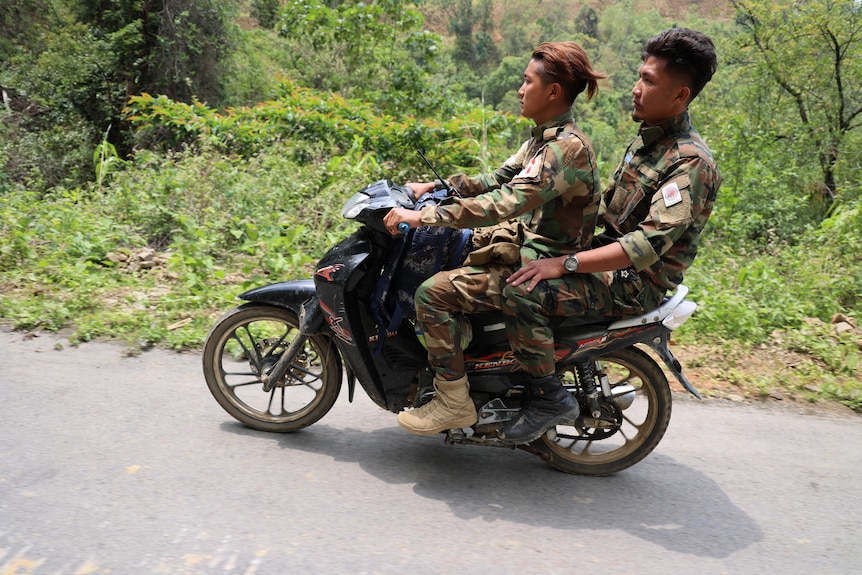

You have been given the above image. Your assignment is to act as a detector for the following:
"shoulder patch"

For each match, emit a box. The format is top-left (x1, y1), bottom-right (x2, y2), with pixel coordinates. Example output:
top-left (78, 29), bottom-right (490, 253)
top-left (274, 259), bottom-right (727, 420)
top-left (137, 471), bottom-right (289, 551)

top-left (522, 155), bottom-right (543, 179)
top-left (661, 181), bottom-right (682, 208)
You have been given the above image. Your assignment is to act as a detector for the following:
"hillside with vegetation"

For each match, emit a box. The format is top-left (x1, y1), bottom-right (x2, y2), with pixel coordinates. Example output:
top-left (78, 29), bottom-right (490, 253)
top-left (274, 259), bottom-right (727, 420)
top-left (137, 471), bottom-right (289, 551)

top-left (1, 0), bottom-right (860, 411)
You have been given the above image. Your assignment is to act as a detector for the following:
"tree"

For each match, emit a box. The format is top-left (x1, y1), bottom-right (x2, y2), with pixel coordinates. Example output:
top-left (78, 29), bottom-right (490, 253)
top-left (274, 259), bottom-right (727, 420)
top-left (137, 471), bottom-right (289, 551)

top-left (450, 0), bottom-right (475, 67)
top-left (472, 0), bottom-right (500, 74)
top-left (447, 0), bottom-right (499, 73)
top-left (575, 5), bottom-right (599, 41)
top-left (252, 0), bottom-right (282, 29)
top-left (72, 0), bottom-right (237, 106)
top-left (731, 0), bottom-right (862, 209)
top-left (483, 55), bottom-right (526, 110)
top-left (0, 0), bottom-right (54, 59)
top-left (0, 0), bottom-right (238, 188)
top-left (276, 0), bottom-right (449, 116)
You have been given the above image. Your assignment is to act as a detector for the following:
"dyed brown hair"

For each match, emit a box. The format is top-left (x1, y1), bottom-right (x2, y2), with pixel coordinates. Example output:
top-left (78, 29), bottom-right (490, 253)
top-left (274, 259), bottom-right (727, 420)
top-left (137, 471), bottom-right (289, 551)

top-left (531, 42), bottom-right (606, 104)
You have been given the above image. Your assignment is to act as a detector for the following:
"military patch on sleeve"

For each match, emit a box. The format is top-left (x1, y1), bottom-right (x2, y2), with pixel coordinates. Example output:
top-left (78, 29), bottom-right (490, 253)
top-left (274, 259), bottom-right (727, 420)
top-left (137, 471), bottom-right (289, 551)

top-left (661, 181), bottom-right (682, 208)
top-left (517, 149), bottom-right (545, 181)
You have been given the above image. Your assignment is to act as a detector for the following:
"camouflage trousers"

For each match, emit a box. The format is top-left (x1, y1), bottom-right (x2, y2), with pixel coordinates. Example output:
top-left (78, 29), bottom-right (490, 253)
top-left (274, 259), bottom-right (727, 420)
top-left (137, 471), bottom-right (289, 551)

top-left (414, 263), bottom-right (512, 380)
top-left (500, 269), bottom-right (666, 376)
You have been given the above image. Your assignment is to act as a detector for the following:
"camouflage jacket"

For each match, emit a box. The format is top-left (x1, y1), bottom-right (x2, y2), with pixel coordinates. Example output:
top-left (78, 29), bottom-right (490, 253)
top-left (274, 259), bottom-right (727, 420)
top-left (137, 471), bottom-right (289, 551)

top-left (418, 112), bottom-right (601, 260)
top-left (600, 111), bottom-right (722, 291)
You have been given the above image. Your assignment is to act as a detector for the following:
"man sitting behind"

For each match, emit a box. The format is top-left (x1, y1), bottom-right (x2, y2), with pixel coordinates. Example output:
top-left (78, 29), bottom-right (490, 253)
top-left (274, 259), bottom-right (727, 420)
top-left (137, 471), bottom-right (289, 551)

top-left (499, 28), bottom-right (722, 445)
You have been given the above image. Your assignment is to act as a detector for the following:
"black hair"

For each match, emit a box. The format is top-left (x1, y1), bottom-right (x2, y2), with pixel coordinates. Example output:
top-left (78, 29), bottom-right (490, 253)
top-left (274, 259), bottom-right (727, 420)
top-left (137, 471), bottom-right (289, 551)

top-left (642, 28), bottom-right (717, 101)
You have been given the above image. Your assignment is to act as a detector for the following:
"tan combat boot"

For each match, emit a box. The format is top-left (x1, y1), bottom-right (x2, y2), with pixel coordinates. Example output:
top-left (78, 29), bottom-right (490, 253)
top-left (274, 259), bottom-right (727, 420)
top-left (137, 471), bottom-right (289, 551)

top-left (397, 375), bottom-right (477, 435)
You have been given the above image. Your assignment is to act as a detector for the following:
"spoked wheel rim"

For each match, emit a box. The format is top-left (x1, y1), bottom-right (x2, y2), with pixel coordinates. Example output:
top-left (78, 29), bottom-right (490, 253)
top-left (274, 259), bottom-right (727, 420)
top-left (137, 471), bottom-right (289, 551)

top-left (203, 304), bottom-right (340, 432)
top-left (534, 346), bottom-right (671, 475)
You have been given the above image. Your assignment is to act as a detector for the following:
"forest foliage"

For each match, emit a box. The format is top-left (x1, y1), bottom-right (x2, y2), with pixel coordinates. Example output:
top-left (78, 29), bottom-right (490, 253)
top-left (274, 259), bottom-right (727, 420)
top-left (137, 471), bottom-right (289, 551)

top-left (1, 0), bottom-right (860, 408)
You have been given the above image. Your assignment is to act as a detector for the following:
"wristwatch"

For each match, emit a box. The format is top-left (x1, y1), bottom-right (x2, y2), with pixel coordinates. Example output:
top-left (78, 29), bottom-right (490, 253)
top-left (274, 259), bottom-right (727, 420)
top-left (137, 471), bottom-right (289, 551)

top-left (564, 253), bottom-right (580, 273)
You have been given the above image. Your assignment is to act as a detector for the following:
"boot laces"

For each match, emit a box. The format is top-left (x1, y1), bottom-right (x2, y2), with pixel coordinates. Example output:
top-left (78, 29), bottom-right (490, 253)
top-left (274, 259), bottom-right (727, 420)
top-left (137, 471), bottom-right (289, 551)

top-left (432, 381), bottom-right (458, 410)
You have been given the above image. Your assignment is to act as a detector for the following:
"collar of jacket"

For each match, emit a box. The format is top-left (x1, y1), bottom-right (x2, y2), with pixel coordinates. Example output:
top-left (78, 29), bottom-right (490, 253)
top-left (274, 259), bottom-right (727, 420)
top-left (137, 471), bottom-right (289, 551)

top-left (639, 110), bottom-right (692, 147)
top-left (531, 110), bottom-right (576, 142)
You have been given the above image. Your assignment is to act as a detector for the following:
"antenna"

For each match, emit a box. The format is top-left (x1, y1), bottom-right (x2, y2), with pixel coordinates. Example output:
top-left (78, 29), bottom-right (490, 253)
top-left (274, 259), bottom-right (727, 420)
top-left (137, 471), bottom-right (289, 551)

top-left (417, 149), bottom-right (461, 198)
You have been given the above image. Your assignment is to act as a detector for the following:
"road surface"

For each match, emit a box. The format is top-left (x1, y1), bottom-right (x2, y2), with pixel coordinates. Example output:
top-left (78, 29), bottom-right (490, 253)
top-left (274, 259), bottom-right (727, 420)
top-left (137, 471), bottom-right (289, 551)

top-left (1, 328), bottom-right (860, 574)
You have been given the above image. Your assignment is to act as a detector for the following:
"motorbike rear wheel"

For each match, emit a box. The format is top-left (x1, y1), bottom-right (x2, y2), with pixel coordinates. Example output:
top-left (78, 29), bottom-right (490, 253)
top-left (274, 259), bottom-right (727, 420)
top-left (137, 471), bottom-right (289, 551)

top-left (531, 346), bottom-right (671, 476)
top-left (202, 303), bottom-right (341, 432)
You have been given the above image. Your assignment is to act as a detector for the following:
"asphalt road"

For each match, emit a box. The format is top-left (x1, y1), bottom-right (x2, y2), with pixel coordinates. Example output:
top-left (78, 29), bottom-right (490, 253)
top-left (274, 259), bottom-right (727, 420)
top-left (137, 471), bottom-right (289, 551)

top-left (1, 327), bottom-right (861, 575)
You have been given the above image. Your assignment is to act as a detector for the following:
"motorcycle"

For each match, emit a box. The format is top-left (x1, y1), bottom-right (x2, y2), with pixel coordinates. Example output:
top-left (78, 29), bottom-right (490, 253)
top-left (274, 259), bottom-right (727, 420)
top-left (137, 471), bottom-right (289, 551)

top-left (202, 179), bottom-right (701, 476)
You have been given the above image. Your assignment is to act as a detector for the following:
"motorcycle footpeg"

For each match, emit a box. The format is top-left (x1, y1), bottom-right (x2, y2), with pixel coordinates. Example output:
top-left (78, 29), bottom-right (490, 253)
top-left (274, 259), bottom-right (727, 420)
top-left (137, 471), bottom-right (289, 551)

top-left (444, 426), bottom-right (514, 447)
top-left (445, 427), bottom-right (471, 442)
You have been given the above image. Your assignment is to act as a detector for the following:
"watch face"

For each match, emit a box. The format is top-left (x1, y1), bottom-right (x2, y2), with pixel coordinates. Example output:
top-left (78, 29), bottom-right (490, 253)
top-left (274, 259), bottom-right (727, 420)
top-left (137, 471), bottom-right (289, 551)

top-left (565, 255), bottom-right (578, 272)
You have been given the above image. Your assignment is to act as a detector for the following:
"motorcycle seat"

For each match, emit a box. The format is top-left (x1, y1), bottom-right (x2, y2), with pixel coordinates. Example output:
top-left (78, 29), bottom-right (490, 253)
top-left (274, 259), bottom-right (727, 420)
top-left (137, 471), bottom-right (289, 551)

top-left (470, 285), bottom-right (696, 341)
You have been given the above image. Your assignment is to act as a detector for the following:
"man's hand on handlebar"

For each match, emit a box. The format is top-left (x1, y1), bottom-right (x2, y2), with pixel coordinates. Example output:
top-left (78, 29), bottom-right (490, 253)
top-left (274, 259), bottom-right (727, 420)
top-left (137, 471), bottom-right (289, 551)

top-left (384, 208), bottom-right (422, 236)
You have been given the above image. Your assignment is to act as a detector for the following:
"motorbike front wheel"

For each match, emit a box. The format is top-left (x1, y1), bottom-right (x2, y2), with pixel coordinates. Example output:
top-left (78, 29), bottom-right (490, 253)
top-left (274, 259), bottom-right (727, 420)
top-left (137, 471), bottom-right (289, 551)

top-left (202, 303), bottom-right (341, 432)
top-left (531, 346), bottom-right (671, 476)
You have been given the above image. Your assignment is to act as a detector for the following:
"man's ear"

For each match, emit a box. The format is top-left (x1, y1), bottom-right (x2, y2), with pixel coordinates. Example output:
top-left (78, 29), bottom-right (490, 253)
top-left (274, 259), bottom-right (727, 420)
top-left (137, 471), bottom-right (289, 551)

top-left (548, 82), bottom-right (563, 102)
top-left (675, 85), bottom-right (692, 106)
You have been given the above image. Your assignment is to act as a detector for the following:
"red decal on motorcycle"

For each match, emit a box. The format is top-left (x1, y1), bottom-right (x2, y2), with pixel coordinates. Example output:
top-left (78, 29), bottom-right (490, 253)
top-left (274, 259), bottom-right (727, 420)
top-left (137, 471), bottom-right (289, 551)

top-left (319, 300), bottom-right (353, 344)
top-left (577, 334), bottom-right (612, 350)
top-left (576, 327), bottom-right (639, 351)
top-left (316, 264), bottom-right (344, 282)
top-left (368, 330), bottom-right (398, 343)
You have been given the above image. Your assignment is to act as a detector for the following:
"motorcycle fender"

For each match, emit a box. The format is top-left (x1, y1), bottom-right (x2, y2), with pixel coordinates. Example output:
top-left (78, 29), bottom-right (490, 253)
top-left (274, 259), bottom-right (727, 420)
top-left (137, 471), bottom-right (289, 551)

top-left (566, 323), bottom-right (702, 399)
top-left (644, 331), bottom-right (702, 399)
top-left (238, 279), bottom-right (326, 335)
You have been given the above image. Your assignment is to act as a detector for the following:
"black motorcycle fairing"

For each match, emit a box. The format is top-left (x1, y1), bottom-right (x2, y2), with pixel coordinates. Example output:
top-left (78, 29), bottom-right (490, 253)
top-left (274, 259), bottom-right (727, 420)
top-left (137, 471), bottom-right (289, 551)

top-left (314, 228), bottom-right (426, 412)
top-left (342, 179), bottom-right (415, 236)
top-left (237, 279), bottom-right (328, 336)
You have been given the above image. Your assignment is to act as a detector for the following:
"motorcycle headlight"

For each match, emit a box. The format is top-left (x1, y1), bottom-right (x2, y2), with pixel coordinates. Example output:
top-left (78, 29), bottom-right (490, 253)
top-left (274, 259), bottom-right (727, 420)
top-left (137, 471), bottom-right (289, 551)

top-left (342, 195), bottom-right (368, 219)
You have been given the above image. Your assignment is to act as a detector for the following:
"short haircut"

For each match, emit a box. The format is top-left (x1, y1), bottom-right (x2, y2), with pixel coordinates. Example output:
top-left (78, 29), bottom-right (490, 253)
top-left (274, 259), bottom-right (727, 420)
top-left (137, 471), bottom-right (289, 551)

top-left (642, 28), bottom-right (717, 101)
top-left (531, 42), bottom-right (606, 104)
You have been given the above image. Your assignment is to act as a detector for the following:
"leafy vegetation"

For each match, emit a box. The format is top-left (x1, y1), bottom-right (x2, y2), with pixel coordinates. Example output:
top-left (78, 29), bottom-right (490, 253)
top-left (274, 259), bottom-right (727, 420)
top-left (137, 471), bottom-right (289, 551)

top-left (730, 0), bottom-right (862, 210)
top-left (1, 0), bottom-right (860, 410)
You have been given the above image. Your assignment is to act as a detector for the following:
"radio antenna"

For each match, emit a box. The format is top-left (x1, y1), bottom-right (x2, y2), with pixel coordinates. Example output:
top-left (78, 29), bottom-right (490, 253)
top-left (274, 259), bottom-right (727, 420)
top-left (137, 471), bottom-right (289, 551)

top-left (417, 149), bottom-right (461, 197)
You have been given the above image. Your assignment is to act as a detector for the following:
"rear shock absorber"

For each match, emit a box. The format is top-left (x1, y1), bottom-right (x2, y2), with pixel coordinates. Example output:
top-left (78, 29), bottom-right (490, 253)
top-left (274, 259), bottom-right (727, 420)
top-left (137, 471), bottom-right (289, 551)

top-left (575, 360), bottom-right (602, 418)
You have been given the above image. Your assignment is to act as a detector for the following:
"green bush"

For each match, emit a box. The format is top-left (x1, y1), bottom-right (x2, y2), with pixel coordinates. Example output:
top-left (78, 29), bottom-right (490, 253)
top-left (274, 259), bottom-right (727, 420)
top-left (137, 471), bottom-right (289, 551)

top-left (124, 81), bottom-right (527, 178)
top-left (1, 140), bottom-right (348, 346)
top-left (685, 237), bottom-right (860, 343)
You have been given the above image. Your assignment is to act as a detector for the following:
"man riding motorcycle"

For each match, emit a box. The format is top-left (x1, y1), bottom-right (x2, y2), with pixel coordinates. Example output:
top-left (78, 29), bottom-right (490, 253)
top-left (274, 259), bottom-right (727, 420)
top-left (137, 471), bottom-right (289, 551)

top-left (383, 41), bottom-right (607, 437)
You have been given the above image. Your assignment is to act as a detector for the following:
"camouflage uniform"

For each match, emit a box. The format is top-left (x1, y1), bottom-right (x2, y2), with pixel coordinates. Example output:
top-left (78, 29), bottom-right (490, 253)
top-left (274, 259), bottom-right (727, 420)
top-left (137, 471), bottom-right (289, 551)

top-left (415, 112), bottom-right (602, 380)
top-left (502, 111), bottom-right (722, 376)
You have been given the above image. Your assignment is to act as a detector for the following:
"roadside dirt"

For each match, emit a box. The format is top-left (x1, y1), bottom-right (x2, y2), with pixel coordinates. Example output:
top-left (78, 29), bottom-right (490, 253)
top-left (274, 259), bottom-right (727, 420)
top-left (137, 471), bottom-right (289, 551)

top-left (666, 340), bottom-right (861, 419)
